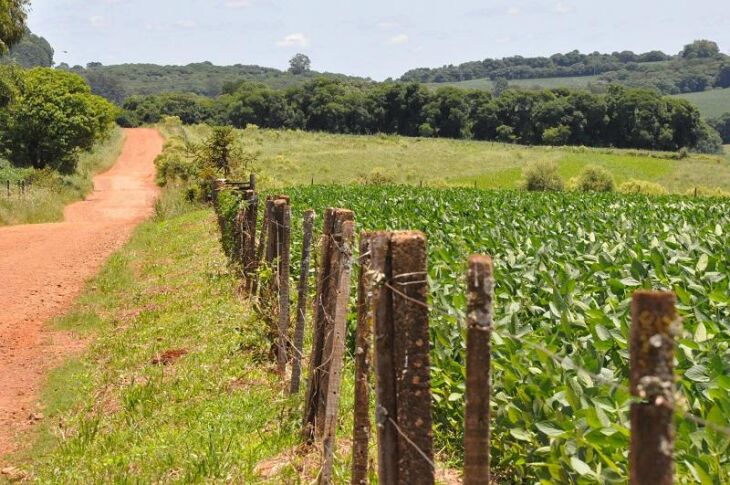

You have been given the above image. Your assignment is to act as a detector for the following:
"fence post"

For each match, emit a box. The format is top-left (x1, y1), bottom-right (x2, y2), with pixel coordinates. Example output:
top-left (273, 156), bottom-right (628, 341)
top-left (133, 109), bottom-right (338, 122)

top-left (352, 232), bottom-right (374, 485)
top-left (464, 255), bottom-right (494, 485)
top-left (302, 208), bottom-right (355, 444)
top-left (373, 231), bottom-right (434, 485)
top-left (274, 198), bottom-right (292, 377)
top-left (249, 173), bottom-right (256, 191)
top-left (629, 291), bottom-right (677, 485)
top-left (5, 180), bottom-right (9, 197)
top-left (319, 217), bottom-right (355, 485)
top-left (252, 196), bottom-right (271, 297)
top-left (290, 209), bottom-right (316, 394)
top-left (242, 190), bottom-right (258, 292)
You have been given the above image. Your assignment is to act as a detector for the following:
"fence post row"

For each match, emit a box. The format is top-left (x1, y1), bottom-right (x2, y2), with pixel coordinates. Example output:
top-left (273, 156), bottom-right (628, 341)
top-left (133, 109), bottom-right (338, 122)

top-left (629, 291), bottom-right (677, 485)
top-left (464, 255), bottom-right (494, 485)
top-left (303, 208), bottom-right (355, 448)
top-left (351, 232), bottom-right (374, 485)
top-left (290, 209), bottom-right (316, 395)
top-left (371, 231), bottom-right (434, 485)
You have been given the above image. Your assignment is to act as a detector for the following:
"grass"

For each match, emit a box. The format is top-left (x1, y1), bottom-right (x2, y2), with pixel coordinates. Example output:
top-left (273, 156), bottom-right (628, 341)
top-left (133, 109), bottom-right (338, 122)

top-left (673, 87), bottom-right (730, 119)
top-left (0, 128), bottom-right (125, 226)
top-left (426, 74), bottom-right (602, 92)
top-left (162, 122), bottom-right (730, 193)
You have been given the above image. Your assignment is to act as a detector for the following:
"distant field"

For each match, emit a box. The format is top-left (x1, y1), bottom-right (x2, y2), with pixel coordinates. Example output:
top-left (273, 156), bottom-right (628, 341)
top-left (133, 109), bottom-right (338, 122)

top-left (426, 75), bottom-right (602, 91)
top-left (672, 87), bottom-right (730, 119)
top-left (163, 123), bottom-right (730, 193)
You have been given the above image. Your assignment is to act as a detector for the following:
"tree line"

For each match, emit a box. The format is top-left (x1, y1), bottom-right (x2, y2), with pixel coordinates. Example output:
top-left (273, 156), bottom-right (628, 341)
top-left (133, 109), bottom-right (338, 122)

top-left (401, 40), bottom-right (730, 95)
top-left (120, 78), bottom-right (722, 153)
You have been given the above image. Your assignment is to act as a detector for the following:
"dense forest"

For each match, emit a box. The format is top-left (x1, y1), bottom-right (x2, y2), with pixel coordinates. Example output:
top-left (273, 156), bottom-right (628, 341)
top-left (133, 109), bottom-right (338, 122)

top-left (60, 61), bottom-right (368, 104)
top-left (401, 40), bottom-right (730, 95)
top-left (119, 78), bottom-right (721, 153)
top-left (0, 30), bottom-right (53, 68)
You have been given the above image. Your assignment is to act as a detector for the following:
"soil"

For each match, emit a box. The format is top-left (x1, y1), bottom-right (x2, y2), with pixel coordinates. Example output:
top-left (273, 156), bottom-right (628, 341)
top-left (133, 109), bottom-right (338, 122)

top-left (0, 128), bottom-right (163, 456)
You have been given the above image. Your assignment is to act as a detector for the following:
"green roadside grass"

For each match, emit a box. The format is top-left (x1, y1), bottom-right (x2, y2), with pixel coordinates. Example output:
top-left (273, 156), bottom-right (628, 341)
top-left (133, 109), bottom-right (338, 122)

top-left (0, 128), bottom-right (125, 226)
top-left (162, 123), bottom-right (730, 193)
top-left (6, 203), bottom-right (358, 483)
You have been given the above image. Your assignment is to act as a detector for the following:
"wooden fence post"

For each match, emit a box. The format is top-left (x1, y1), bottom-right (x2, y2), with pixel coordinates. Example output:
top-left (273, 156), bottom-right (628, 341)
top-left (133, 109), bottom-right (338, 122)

top-left (252, 196), bottom-right (272, 297)
top-left (272, 199), bottom-right (292, 377)
top-left (629, 291), bottom-right (678, 485)
top-left (302, 208), bottom-right (355, 445)
top-left (352, 232), bottom-right (374, 485)
top-left (290, 209), bottom-right (316, 394)
top-left (242, 190), bottom-right (258, 292)
top-left (464, 255), bottom-right (494, 485)
top-left (373, 231), bottom-right (434, 485)
top-left (319, 218), bottom-right (355, 485)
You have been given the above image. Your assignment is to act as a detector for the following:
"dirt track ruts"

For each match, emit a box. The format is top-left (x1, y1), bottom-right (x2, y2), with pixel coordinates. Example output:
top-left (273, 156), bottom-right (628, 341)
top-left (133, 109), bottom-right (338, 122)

top-left (0, 128), bottom-right (163, 456)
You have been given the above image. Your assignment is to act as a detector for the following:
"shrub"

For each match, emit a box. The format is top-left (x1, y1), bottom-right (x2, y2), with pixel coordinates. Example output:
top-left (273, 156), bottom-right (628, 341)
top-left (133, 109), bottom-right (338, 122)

top-left (618, 179), bottom-right (668, 195)
top-left (522, 161), bottom-right (564, 192)
top-left (542, 125), bottom-right (571, 146)
top-left (355, 166), bottom-right (396, 185)
top-left (575, 165), bottom-right (615, 192)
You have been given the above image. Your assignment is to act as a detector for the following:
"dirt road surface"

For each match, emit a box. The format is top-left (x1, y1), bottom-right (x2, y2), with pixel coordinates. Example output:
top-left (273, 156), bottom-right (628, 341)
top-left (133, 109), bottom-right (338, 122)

top-left (0, 128), bottom-right (163, 456)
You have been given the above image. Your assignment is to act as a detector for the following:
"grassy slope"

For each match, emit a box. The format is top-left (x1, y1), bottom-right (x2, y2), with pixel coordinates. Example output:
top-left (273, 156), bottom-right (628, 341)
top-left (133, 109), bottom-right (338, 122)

top-left (172, 124), bottom-right (730, 193)
top-left (426, 74), bottom-right (602, 91)
top-left (8, 204), bottom-right (359, 483)
top-left (0, 128), bottom-right (126, 226)
top-left (673, 87), bottom-right (730, 119)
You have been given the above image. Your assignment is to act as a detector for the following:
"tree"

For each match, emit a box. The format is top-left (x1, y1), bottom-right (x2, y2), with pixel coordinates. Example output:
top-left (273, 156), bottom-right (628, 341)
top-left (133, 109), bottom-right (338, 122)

top-left (83, 70), bottom-right (127, 104)
top-left (681, 40), bottom-right (720, 59)
top-left (288, 53), bottom-right (311, 75)
top-left (492, 77), bottom-right (509, 97)
top-left (189, 126), bottom-right (246, 177)
top-left (0, 68), bottom-right (117, 173)
top-left (716, 64), bottom-right (730, 89)
top-left (0, 30), bottom-right (54, 67)
top-left (0, 0), bottom-right (28, 53)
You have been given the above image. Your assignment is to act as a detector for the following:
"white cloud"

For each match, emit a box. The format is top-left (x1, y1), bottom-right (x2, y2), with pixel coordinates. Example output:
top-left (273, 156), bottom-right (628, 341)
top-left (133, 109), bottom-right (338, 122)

top-left (377, 21), bottom-right (401, 30)
top-left (276, 33), bottom-right (310, 48)
top-left (496, 36), bottom-right (512, 44)
top-left (389, 34), bottom-right (409, 45)
top-left (88, 15), bottom-right (106, 28)
top-left (553, 2), bottom-right (574, 14)
top-left (225, 0), bottom-right (254, 7)
top-left (175, 20), bottom-right (197, 28)
top-left (506, 7), bottom-right (521, 16)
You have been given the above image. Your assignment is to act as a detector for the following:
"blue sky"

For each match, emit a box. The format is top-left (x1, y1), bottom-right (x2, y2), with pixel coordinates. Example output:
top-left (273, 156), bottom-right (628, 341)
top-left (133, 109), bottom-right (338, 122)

top-left (27, 0), bottom-right (730, 80)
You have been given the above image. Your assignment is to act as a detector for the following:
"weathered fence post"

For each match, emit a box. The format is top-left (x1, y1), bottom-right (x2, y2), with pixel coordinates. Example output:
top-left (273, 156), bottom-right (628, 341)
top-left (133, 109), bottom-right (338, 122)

top-left (464, 255), bottom-right (494, 485)
top-left (352, 233), bottom-right (374, 485)
top-left (290, 209), bottom-right (316, 394)
top-left (629, 291), bottom-right (678, 485)
top-left (373, 231), bottom-right (434, 485)
top-left (5, 180), bottom-right (9, 197)
top-left (242, 189), bottom-right (258, 291)
top-left (319, 217), bottom-right (355, 485)
top-left (273, 198), bottom-right (292, 377)
top-left (252, 196), bottom-right (272, 297)
top-left (302, 208), bottom-right (355, 446)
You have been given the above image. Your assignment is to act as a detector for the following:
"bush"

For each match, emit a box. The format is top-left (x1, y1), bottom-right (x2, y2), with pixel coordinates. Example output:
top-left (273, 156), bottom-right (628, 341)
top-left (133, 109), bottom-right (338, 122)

top-left (522, 161), bottom-right (564, 192)
top-left (355, 166), bottom-right (396, 185)
top-left (542, 125), bottom-right (571, 146)
top-left (618, 179), bottom-right (668, 195)
top-left (574, 165), bottom-right (615, 192)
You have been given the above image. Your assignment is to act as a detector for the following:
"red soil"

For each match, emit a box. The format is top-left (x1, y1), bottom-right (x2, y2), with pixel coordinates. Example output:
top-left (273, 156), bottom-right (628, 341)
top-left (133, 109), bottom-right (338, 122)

top-left (0, 128), bottom-right (163, 456)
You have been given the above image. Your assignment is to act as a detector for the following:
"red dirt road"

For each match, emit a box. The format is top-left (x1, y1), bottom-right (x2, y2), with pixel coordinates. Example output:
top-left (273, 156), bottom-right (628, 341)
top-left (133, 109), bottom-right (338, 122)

top-left (0, 128), bottom-right (163, 456)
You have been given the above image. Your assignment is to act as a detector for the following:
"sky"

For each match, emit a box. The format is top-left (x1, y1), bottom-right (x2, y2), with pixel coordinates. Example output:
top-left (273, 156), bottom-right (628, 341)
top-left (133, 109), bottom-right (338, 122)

top-left (26, 0), bottom-right (730, 81)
